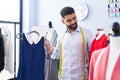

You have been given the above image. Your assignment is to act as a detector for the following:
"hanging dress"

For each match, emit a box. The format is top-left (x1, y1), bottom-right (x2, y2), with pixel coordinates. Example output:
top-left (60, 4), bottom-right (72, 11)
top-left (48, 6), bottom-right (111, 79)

top-left (17, 33), bottom-right (45, 80)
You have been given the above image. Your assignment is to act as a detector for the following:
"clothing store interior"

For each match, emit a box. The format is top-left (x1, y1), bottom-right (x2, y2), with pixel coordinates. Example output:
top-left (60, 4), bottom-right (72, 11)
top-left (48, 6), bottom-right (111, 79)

top-left (0, 0), bottom-right (120, 80)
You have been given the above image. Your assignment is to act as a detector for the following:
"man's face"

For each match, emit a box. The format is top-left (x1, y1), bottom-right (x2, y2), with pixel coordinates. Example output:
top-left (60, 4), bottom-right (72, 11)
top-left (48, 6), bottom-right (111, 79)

top-left (62, 13), bottom-right (78, 31)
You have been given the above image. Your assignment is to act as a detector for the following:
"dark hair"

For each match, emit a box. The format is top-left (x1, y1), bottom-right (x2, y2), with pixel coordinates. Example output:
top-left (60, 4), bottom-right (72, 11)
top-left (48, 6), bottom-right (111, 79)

top-left (60, 6), bottom-right (75, 18)
top-left (112, 22), bottom-right (120, 36)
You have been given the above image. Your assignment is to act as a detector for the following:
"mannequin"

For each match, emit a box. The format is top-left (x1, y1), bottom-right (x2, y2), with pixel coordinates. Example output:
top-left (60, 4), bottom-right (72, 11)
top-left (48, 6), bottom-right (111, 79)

top-left (44, 21), bottom-right (58, 80)
top-left (46, 21), bottom-right (57, 44)
top-left (106, 22), bottom-right (120, 80)
top-left (89, 22), bottom-right (120, 80)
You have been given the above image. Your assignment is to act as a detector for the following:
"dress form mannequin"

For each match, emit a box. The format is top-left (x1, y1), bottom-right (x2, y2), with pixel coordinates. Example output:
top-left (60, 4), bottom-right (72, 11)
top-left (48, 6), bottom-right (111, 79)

top-left (106, 22), bottom-right (120, 80)
top-left (45, 21), bottom-right (58, 80)
top-left (46, 21), bottom-right (55, 43)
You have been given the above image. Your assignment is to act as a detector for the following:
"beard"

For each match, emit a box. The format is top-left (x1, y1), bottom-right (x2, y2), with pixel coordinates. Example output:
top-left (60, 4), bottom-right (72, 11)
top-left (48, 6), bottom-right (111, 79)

top-left (67, 22), bottom-right (78, 31)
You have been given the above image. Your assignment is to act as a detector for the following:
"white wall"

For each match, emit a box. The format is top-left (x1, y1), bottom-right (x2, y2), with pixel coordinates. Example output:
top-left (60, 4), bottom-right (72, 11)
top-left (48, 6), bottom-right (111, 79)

top-left (23, 0), bottom-right (120, 36)
top-left (0, 0), bottom-right (19, 21)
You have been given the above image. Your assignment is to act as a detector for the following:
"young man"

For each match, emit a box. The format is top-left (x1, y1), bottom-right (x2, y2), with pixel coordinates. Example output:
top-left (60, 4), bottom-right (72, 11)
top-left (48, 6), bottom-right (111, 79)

top-left (44, 6), bottom-right (93, 80)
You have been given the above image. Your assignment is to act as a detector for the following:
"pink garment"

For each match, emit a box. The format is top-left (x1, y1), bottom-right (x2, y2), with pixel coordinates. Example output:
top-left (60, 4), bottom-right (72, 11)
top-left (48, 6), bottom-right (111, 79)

top-left (89, 45), bottom-right (120, 80)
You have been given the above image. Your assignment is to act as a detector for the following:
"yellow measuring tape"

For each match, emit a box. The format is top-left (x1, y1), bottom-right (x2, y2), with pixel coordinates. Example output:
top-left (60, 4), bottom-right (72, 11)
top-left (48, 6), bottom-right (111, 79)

top-left (59, 26), bottom-right (86, 80)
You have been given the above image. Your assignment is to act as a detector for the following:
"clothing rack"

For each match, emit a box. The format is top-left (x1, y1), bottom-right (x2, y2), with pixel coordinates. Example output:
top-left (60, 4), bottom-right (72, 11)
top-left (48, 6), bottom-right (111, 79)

top-left (0, 20), bottom-right (20, 79)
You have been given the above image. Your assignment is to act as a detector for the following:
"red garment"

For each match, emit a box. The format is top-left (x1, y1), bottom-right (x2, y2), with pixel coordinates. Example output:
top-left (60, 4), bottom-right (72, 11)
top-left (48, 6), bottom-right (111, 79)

top-left (89, 34), bottom-right (107, 63)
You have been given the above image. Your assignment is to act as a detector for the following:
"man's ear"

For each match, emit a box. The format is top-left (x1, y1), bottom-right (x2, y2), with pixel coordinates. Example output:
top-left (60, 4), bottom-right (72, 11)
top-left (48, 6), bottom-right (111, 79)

top-left (61, 19), bottom-right (65, 24)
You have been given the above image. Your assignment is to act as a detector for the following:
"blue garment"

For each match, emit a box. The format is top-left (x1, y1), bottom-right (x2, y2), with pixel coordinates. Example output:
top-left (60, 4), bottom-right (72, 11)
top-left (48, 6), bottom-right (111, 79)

top-left (17, 33), bottom-right (45, 80)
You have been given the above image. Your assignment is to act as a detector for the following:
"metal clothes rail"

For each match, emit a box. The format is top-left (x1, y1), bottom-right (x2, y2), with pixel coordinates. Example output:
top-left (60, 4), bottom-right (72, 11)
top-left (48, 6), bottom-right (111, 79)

top-left (0, 20), bottom-right (20, 79)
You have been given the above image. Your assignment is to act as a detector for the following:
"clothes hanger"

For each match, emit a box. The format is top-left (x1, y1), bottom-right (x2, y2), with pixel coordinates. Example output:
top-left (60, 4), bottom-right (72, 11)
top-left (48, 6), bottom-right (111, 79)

top-left (96, 28), bottom-right (105, 40)
top-left (27, 30), bottom-right (40, 36)
top-left (16, 33), bottom-right (24, 40)
top-left (16, 31), bottom-right (40, 40)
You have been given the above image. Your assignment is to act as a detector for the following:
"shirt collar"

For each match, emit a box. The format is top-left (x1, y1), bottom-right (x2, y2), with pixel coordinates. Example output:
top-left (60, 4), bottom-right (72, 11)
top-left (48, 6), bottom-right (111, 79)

top-left (65, 27), bottom-right (80, 33)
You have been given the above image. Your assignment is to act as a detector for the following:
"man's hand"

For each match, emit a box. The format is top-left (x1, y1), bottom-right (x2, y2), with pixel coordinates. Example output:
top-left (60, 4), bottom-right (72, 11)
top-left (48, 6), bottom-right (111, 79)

top-left (44, 37), bottom-right (53, 54)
